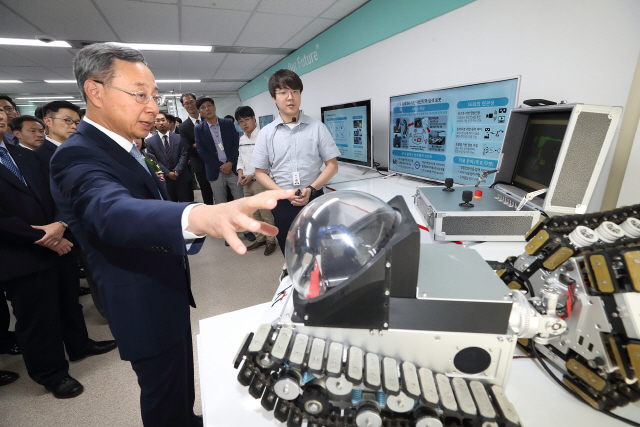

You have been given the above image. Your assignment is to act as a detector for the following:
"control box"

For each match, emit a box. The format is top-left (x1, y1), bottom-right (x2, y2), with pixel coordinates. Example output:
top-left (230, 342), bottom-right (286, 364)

top-left (415, 186), bottom-right (541, 242)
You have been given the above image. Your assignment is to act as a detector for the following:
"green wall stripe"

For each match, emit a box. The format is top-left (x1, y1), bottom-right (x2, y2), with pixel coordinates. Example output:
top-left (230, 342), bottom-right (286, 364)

top-left (238, 0), bottom-right (475, 101)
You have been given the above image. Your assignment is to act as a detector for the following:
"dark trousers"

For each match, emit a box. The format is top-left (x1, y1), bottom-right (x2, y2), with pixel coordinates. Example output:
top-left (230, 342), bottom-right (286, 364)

top-left (130, 328), bottom-right (198, 427)
top-left (76, 247), bottom-right (105, 317)
top-left (0, 293), bottom-right (11, 349)
top-left (1, 261), bottom-right (89, 385)
top-left (195, 171), bottom-right (213, 205)
top-left (166, 175), bottom-right (193, 203)
top-left (272, 189), bottom-right (324, 255)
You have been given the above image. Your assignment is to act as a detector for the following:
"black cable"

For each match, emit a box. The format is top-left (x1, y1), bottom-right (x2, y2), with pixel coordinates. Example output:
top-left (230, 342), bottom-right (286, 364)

top-left (373, 162), bottom-right (393, 177)
top-left (490, 180), bottom-right (511, 189)
top-left (531, 344), bottom-right (640, 427)
top-left (506, 266), bottom-right (535, 298)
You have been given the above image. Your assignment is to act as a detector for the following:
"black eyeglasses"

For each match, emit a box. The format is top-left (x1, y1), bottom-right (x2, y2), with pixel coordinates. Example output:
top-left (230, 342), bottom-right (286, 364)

top-left (93, 80), bottom-right (162, 106)
top-left (49, 117), bottom-right (80, 126)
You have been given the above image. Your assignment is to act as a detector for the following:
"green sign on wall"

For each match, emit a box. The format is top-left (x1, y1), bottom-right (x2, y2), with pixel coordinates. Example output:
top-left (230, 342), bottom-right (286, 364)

top-left (238, 0), bottom-right (475, 101)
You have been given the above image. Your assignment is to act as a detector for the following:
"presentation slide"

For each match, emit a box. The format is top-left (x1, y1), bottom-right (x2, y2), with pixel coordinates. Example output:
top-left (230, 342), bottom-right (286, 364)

top-left (323, 105), bottom-right (369, 164)
top-left (259, 115), bottom-right (274, 129)
top-left (389, 78), bottom-right (519, 185)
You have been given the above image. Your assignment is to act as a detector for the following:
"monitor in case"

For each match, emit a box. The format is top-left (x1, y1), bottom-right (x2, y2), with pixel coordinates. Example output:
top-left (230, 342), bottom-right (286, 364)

top-left (388, 77), bottom-right (520, 185)
top-left (321, 99), bottom-right (372, 168)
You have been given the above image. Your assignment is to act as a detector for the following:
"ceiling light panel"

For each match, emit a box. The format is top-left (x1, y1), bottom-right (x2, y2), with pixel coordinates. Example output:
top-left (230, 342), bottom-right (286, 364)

top-left (0, 38), bottom-right (71, 48)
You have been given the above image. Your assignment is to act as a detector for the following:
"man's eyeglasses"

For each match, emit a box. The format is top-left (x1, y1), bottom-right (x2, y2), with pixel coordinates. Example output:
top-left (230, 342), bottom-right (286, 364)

top-left (275, 90), bottom-right (301, 98)
top-left (2, 106), bottom-right (16, 113)
top-left (49, 117), bottom-right (80, 126)
top-left (93, 80), bottom-right (162, 106)
top-left (182, 99), bottom-right (196, 105)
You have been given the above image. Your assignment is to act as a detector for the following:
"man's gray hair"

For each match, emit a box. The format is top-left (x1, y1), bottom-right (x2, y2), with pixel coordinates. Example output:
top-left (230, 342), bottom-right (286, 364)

top-left (73, 43), bottom-right (146, 102)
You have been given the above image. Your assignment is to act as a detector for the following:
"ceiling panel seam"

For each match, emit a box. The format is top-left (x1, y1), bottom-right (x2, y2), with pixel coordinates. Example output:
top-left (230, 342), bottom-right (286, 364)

top-left (89, 0), bottom-right (123, 42)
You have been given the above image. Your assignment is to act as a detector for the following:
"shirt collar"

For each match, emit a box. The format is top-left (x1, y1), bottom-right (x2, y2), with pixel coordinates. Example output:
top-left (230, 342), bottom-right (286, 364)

top-left (207, 118), bottom-right (220, 128)
top-left (240, 128), bottom-right (259, 144)
top-left (158, 130), bottom-right (171, 137)
top-left (19, 143), bottom-right (33, 150)
top-left (274, 113), bottom-right (306, 128)
top-left (45, 135), bottom-right (62, 147)
top-left (0, 140), bottom-right (6, 150)
top-left (83, 117), bottom-right (135, 153)
top-left (189, 115), bottom-right (201, 125)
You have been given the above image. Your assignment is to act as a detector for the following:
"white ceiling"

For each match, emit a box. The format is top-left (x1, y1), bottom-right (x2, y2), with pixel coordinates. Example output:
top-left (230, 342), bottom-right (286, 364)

top-left (0, 0), bottom-right (368, 105)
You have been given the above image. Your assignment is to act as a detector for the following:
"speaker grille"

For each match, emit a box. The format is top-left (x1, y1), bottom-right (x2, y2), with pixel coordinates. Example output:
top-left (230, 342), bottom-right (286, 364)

top-left (550, 112), bottom-right (611, 208)
top-left (442, 215), bottom-right (533, 236)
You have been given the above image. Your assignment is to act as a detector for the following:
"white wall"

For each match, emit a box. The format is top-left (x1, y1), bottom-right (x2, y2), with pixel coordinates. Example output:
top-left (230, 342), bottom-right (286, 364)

top-left (242, 0), bottom-right (640, 211)
top-left (618, 116), bottom-right (640, 207)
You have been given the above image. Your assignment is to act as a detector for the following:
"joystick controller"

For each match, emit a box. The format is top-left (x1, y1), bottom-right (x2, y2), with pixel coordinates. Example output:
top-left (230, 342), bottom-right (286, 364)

top-left (442, 178), bottom-right (455, 192)
top-left (459, 190), bottom-right (474, 207)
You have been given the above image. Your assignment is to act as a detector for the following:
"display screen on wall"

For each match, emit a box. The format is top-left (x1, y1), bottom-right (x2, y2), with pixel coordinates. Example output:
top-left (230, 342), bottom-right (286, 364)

top-left (321, 99), bottom-right (372, 168)
top-left (388, 77), bottom-right (519, 185)
top-left (259, 115), bottom-right (274, 129)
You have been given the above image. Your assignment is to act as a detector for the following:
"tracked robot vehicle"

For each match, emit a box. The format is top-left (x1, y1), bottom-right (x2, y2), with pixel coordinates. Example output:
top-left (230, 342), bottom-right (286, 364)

top-left (232, 191), bottom-right (626, 427)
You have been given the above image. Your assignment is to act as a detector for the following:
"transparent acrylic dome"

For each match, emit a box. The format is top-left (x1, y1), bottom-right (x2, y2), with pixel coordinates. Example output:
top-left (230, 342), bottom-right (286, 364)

top-left (285, 191), bottom-right (399, 299)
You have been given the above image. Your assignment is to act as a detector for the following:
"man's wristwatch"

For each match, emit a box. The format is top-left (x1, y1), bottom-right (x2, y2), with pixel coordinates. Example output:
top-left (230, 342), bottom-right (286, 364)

top-left (58, 221), bottom-right (68, 229)
top-left (306, 185), bottom-right (317, 197)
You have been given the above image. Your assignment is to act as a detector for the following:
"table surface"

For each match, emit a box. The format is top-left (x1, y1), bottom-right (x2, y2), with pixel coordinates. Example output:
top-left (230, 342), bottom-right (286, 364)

top-left (198, 302), bottom-right (639, 427)
top-left (198, 165), bottom-right (639, 426)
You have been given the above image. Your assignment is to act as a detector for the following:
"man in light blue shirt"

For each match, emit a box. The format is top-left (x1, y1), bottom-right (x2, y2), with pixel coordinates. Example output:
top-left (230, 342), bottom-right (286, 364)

top-left (253, 69), bottom-right (340, 255)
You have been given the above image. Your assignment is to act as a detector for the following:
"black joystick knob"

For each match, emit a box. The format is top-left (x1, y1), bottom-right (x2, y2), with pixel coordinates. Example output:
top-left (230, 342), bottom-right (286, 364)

top-left (459, 190), bottom-right (474, 207)
top-left (442, 178), bottom-right (455, 192)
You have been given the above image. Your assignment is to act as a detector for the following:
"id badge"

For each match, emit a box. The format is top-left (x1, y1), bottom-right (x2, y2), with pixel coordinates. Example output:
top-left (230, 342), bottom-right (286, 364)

top-left (292, 171), bottom-right (301, 186)
top-left (217, 143), bottom-right (225, 151)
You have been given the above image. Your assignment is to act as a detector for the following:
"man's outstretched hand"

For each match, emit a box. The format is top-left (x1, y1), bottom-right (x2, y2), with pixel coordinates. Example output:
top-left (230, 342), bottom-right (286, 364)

top-left (186, 189), bottom-right (294, 254)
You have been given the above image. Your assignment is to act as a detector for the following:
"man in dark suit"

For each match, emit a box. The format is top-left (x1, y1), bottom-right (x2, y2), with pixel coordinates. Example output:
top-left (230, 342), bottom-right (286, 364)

top-left (146, 112), bottom-right (192, 202)
top-left (50, 43), bottom-right (292, 426)
top-left (194, 97), bottom-right (244, 204)
top-left (179, 93), bottom-right (213, 205)
top-left (35, 101), bottom-right (103, 314)
top-left (0, 103), bottom-right (116, 399)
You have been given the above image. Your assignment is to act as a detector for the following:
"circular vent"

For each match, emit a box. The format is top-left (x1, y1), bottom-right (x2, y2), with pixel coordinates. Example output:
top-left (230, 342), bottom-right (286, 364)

top-left (453, 347), bottom-right (492, 375)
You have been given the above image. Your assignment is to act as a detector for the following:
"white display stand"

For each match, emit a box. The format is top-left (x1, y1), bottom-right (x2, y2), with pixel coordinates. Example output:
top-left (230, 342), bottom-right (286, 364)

top-left (198, 165), bottom-right (639, 426)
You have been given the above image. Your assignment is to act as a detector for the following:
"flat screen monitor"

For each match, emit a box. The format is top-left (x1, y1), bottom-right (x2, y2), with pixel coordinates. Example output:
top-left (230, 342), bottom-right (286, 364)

top-left (511, 111), bottom-right (571, 195)
top-left (321, 99), bottom-right (372, 168)
top-left (259, 115), bottom-right (274, 129)
top-left (388, 77), bottom-right (520, 185)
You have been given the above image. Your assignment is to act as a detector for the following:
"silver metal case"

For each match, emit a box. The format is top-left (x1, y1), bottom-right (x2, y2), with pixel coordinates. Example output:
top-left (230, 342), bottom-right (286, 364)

top-left (415, 186), bottom-right (540, 241)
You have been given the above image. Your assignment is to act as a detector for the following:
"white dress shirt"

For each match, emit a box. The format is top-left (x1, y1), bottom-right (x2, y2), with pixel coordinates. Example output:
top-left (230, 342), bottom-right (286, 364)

top-left (237, 128), bottom-right (259, 176)
top-left (45, 136), bottom-right (62, 147)
top-left (83, 117), bottom-right (204, 240)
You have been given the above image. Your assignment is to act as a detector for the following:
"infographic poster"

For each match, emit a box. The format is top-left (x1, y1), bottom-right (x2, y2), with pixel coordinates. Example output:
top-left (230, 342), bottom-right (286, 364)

top-left (259, 115), bottom-right (274, 129)
top-left (388, 78), bottom-right (519, 185)
top-left (324, 105), bottom-right (368, 164)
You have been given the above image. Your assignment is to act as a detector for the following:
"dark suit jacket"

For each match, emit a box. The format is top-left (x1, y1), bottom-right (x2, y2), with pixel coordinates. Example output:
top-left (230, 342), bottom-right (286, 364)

top-left (50, 121), bottom-right (199, 361)
top-left (146, 132), bottom-right (191, 180)
top-left (34, 138), bottom-right (58, 170)
top-left (194, 117), bottom-right (239, 182)
top-left (0, 144), bottom-right (55, 282)
top-left (179, 118), bottom-right (205, 174)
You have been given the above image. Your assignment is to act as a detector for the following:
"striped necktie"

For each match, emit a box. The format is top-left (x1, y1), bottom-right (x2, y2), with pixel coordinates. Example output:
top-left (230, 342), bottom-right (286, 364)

top-left (0, 147), bottom-right (27, 185)
top-left (163, 135), bottom-right (173, 167)
top-left (130, 145), bottom-right (150, 174)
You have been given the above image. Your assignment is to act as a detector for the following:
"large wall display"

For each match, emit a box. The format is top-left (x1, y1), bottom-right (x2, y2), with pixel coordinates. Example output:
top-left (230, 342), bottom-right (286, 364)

top-left (388, 77), bottom-right (519, 185)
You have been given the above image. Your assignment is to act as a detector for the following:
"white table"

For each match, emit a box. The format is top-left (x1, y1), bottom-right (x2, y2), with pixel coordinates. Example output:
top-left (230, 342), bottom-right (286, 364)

top-left (198, 164), bottom-right (639, 426)
top-left (198, 303), bottom-right (639, 427)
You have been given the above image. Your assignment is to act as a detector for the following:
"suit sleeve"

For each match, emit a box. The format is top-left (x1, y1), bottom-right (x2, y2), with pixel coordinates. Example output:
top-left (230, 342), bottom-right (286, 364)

top-left (174, 137), bottom-right (189, 175)
top-left (228, 123), bottom-right (240, 166)
top-left (195, 125), bottom-right (218, 170)
top-left (50, 145), bottom-right (189, 256)
top-left (0, 205), bottom-right (46, 247)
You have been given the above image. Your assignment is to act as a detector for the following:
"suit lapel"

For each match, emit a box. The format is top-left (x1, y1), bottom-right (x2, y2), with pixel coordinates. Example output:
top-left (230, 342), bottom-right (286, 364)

top-left (0, 161), bottom-right (34, 196)
top-left (2, 145), bottom-right (40, 200)
top-left (79, 122), bottom-right (163, 200)
top-left (152, 134), bottom-right (169, 167)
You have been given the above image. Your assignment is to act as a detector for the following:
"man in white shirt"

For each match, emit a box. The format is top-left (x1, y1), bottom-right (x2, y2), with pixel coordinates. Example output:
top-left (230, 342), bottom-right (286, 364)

top-left (235, 106), bottom-right (277, 256)
top-left (9, 116), bottom-right (45, 150)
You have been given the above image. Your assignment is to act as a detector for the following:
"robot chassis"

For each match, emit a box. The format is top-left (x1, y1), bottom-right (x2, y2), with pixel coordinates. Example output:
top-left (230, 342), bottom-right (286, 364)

top-left (233, 195), bottom-right (640, 427)
top-left (497, 203), bottom-right (640, 412)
